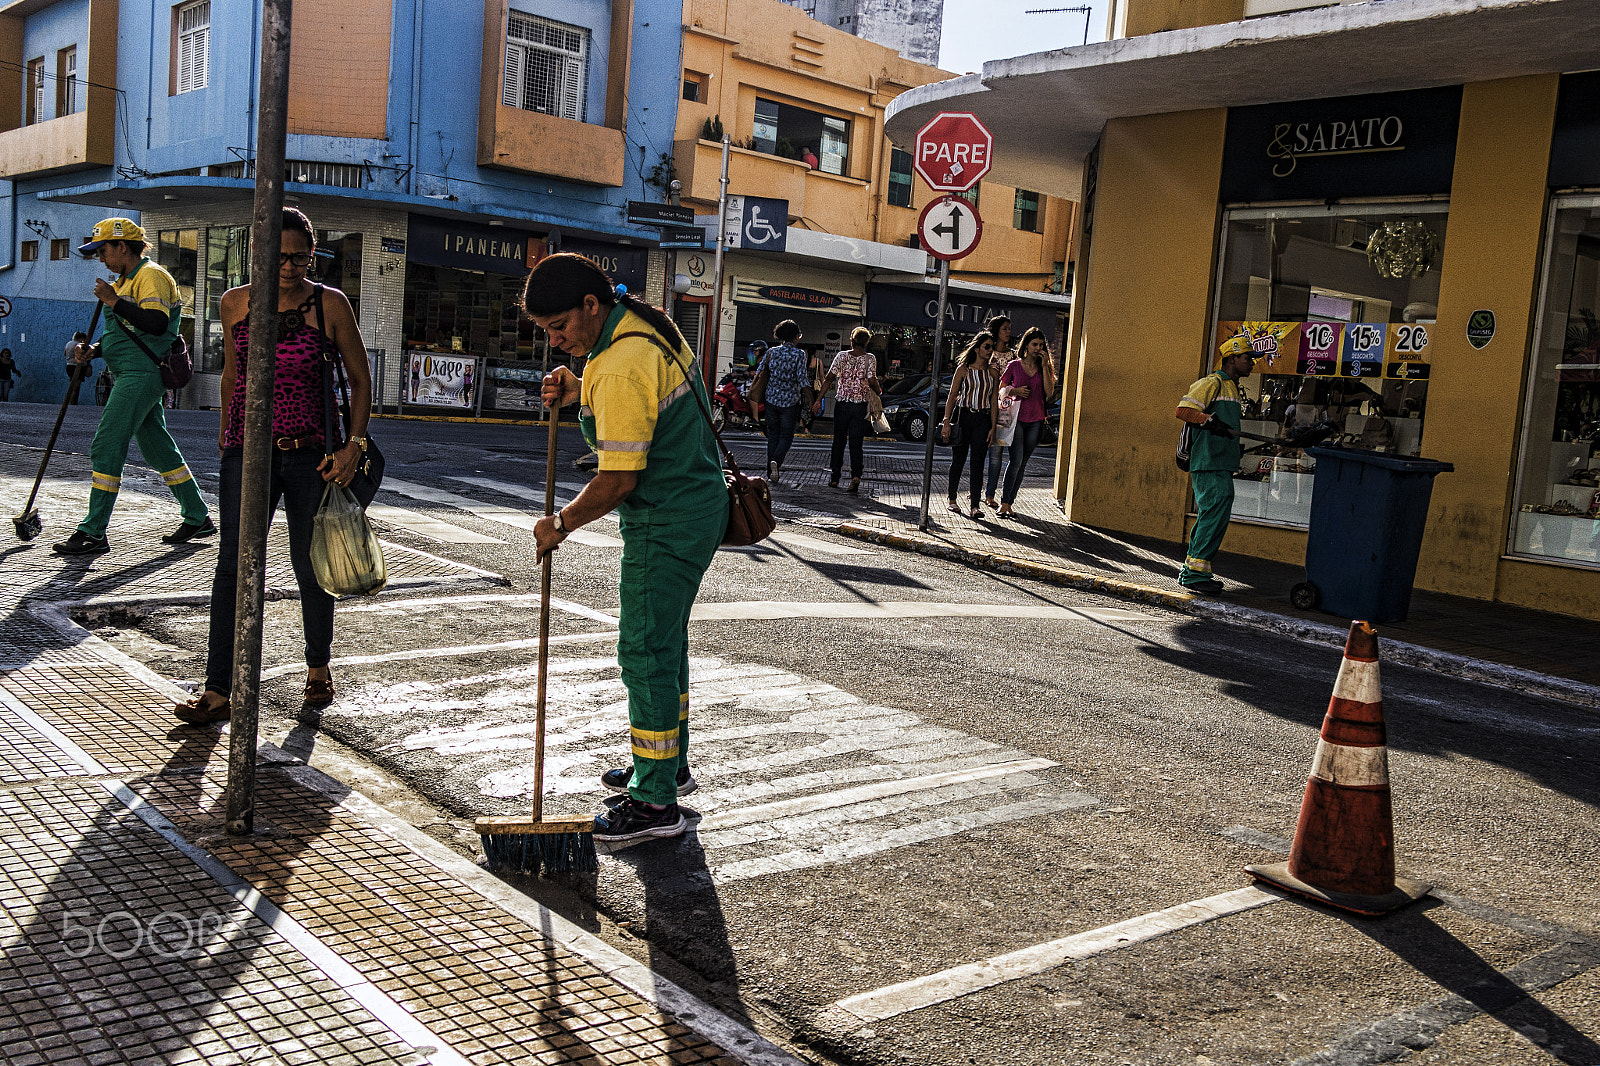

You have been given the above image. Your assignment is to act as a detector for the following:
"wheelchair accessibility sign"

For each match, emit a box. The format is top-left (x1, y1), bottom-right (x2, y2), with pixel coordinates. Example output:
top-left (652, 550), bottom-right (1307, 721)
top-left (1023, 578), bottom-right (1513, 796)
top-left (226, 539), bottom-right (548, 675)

top-left (722, 196), bottom-right (788, 252)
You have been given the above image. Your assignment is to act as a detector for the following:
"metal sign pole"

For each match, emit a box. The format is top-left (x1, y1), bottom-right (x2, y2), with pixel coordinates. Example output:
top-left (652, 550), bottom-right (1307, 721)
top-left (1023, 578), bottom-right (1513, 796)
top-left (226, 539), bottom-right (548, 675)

top-left (226, 0), bottom-right (292, 837)
top-left (706, 133), bottom-right (732, 389)
top-left (918, 259), bottom-right (951, 532)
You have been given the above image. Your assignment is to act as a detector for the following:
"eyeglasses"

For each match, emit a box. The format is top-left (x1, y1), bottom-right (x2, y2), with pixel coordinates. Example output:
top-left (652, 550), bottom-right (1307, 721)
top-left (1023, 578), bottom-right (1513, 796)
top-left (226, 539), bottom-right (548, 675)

top-left (279, 253), bottom-right (313, 267)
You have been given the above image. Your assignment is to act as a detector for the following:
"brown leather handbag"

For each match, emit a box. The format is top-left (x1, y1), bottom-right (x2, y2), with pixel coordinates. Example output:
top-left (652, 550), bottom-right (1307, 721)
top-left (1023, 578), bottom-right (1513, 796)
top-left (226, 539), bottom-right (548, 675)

top-left (613, 331), bottom-right (776, 547)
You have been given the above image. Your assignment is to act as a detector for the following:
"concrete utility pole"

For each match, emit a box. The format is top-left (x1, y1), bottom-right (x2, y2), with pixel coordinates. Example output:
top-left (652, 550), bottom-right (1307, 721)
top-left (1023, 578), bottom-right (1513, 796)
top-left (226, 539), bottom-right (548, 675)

top-left (226, 0), bottom-right (292, 836)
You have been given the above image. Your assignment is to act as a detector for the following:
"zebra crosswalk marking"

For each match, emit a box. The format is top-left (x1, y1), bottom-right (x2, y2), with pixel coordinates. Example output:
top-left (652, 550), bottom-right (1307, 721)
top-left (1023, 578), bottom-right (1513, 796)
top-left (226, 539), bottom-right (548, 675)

top-left (366, 503), bottom-right (503, 544)
top-left (359, 651), bottom-right (1097, 886)
top-left (383, 477), bottom-right (623, 548)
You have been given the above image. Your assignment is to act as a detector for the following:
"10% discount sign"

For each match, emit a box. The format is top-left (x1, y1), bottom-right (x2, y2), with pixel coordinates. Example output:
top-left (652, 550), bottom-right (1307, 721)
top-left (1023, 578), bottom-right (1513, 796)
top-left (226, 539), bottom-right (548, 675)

top-left (911, 111), bottom-right (994, 529)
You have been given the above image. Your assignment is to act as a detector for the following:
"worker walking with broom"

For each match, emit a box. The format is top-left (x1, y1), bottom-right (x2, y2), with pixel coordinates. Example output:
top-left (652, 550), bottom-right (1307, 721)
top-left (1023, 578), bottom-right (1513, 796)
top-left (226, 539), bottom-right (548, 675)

top-left (1174, 333), bottom-right (1254, 593)
top-left (53, 218), bottom-right (213, 556)
top-left (523, 254), bottom-right (728, 843)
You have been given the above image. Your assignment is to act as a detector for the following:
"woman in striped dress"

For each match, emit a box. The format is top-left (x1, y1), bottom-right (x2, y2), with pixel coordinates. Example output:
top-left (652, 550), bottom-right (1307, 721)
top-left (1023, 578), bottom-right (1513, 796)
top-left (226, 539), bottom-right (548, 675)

top-left (940, 332), bottom-right (999, 518)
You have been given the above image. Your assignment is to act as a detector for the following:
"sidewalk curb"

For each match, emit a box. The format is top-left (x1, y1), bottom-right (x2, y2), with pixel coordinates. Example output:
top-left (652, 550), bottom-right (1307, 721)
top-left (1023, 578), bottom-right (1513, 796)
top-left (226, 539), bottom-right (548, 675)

top-left (837, 521), bottom-right (1600, 711)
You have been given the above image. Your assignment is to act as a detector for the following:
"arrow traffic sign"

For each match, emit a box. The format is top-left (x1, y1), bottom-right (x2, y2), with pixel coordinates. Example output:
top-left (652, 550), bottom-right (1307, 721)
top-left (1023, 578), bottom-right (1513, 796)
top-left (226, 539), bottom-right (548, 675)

top-left (918, 195), bottom-right (983, 261)
top-left (913, 112), bottom-right (994, 193)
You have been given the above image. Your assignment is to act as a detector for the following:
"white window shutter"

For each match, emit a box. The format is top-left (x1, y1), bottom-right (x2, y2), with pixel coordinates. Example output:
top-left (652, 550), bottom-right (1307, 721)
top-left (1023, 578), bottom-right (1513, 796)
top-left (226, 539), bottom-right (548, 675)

top-left (561, 56), bottom-right (582, 120)
top-left (178, 35), bottom-right (193, 93)
top-left (502, 44), bottom-right (522, 108)
top-left (195, 25), bottom-right (208, 89)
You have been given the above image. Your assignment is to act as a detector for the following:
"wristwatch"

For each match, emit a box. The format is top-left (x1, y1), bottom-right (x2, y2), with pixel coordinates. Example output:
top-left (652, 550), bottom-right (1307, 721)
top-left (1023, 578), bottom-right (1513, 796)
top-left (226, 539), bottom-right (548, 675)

top-left (349, 436), bottom-right (368, 452)
top-left (553, 509), bottom-right (569, 534)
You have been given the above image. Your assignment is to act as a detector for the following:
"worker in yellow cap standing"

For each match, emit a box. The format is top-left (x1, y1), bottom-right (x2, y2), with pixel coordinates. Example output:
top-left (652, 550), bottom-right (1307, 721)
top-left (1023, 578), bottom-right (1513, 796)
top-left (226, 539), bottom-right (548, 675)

top-left (1173, 335), bottom-right (1255, 593)
top-left (54, 218), bottom-right (213, 556)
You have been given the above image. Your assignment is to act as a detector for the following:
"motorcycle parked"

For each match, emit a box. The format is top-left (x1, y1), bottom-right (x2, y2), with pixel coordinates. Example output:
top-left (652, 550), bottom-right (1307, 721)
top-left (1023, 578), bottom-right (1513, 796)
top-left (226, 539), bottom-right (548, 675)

top-left (713, 371), bottom-right (764, 431)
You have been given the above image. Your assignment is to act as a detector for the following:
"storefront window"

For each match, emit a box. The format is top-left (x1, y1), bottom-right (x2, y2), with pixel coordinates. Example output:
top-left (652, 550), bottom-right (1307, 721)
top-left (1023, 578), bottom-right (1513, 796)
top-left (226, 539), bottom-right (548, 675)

top-left (202, 226), bottom-right (248, 373)
top-left (1511, 194), bottom-right (1600, 566)
top-left (157, 229), bottom-right (199, 366)
top-left (1212, 203), bottom-right (1447, 526)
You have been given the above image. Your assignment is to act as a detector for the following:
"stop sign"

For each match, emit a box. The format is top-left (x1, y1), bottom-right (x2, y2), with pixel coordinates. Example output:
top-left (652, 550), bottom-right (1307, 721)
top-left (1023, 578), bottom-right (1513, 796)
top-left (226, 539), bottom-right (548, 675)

top-left (913, 112), bottom-right (993, 193)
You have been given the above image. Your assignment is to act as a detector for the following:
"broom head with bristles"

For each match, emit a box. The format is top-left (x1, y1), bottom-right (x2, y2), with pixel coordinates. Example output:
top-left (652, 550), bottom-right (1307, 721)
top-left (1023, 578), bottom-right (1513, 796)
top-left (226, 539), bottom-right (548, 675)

top-left (476, 815), bottom-right (597, 876)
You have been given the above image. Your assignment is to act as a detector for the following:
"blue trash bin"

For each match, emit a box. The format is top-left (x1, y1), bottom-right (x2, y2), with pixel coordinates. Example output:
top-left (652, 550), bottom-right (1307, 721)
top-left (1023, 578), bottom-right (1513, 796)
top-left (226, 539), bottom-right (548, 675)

top-left (1290, 447), bottom-right (1454, 624)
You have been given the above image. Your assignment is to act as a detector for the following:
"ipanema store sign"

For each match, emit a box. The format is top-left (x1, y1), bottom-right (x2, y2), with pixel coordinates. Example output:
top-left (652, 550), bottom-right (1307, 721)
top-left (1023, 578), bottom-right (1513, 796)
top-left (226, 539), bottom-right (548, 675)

top-left (1221, 86), bottom-right (1462, 202)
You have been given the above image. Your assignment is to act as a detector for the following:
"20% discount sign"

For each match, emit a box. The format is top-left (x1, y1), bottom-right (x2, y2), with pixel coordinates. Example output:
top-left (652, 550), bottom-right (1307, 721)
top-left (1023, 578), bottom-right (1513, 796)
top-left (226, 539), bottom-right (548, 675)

top-left (912, 111), bottom-right (994, 531)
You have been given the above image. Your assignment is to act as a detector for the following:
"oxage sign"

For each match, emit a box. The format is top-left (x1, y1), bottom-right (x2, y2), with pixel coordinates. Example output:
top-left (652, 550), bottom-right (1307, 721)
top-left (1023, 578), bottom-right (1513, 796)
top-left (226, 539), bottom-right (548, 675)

top-left (407, 351), bottom-right (478, 409)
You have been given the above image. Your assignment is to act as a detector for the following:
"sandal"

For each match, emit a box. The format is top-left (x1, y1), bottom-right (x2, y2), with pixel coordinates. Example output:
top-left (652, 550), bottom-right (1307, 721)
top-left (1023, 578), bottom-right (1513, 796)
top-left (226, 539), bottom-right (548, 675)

top-left (970, 504), bottom-right (984, 519)
top-left (174, 691), bottom-right (231, 725)
top-left (828, 475), bottom-right (840, 489)
top-left (303, 677), bottom-right (335, 708)
top-left (985, 498), bottom-right (1000, 509)
top-left (947, 499), bottom-right (961, 513)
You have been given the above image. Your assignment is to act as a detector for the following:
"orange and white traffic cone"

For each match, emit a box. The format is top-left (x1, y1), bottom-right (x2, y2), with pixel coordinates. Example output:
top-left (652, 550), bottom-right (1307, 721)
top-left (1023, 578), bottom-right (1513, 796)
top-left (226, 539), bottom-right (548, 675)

top-left (1247, 621), bottom-right (1428, 916)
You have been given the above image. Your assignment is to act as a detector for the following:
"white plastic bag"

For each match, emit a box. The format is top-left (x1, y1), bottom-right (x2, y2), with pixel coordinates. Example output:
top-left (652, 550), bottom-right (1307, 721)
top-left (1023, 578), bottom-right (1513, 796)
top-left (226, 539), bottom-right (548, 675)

top-left (310, 483), bottom-right (387, 596)
top-left (995, 396), bottom-right (1020, 447)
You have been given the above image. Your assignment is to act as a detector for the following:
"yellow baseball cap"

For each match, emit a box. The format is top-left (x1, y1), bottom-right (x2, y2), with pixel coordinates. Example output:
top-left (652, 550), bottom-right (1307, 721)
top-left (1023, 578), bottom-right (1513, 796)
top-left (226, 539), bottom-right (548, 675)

top-left (78, 217), bottom-right (146, 257)
top-left (1218, 333), bottom-right (1254, 358)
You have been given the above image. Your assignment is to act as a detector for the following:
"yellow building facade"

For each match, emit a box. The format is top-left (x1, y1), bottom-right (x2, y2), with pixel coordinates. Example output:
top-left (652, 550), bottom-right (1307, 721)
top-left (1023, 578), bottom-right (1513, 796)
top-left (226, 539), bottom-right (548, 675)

top-left (889, 0), bottom-right (1600, 619)
top-left (673, 0), bottom-right (1074, 377)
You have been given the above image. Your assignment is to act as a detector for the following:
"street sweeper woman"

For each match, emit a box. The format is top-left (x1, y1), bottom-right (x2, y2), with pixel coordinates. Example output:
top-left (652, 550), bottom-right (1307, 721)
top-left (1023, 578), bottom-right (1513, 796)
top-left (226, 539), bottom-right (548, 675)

top-left (52, 218), bottom-right (213, 556)
top-left (527, 253), bottom-right (728, 843)
top-left (173, 208), bottom-right (372, 725)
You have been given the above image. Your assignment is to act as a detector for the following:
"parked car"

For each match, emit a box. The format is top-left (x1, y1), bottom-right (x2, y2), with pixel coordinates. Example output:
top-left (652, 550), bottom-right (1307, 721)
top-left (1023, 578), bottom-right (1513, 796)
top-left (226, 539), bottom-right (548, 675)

top-left (881, 375), bottom-right (953, 442)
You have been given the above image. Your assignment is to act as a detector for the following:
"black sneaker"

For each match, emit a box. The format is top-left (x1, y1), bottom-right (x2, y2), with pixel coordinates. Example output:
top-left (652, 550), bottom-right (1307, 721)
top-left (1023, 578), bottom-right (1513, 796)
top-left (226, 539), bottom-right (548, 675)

top-left (162, 517), bottom-right (217, 544)
top-left (593, 798), bottom-right (686, 842)
top-left (600, 765), bottom-right (697, 797)
top-left (1184, 579), bottom-right (1225, 594)
top-left (52, 531), bottom-right (109, 556)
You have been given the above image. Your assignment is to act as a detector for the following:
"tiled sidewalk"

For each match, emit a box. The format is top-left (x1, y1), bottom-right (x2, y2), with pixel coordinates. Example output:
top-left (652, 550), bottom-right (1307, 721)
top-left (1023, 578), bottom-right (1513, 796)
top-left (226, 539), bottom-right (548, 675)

top-left (0, 457), bottom-right (787, 1065)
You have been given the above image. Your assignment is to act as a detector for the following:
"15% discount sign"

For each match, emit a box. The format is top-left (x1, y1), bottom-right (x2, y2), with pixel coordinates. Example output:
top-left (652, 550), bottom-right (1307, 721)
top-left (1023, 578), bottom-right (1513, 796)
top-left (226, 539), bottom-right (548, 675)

top-left (912, 111), bottom-right (994, 529)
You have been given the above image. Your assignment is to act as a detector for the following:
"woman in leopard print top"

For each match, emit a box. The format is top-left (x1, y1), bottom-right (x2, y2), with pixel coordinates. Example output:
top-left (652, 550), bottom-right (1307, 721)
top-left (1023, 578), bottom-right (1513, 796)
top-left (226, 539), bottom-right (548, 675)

top-left (174, 208), bottom-right (373, 725)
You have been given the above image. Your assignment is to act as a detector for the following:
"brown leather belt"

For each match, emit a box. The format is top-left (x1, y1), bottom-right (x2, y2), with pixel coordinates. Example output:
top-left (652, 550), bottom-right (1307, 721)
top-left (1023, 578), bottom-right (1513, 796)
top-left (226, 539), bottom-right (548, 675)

top-left (274, 434), bottom-right (321, 452)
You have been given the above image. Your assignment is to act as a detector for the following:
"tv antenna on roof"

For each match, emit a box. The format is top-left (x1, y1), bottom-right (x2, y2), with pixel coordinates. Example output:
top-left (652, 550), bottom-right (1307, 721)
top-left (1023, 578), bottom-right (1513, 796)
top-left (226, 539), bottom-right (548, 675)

top-left (1025, 5), bottom-right (1093, 46)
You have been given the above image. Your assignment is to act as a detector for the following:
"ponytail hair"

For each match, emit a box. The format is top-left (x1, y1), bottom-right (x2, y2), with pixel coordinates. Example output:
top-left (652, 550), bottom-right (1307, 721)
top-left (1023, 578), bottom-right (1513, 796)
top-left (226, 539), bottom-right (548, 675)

top-left (521, 252), bottom-right (687, 351)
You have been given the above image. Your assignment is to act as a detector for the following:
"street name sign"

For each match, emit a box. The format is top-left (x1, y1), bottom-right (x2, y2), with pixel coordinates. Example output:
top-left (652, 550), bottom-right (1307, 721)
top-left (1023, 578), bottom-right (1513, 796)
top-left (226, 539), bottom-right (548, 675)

top-left (914, 112), bottom-right (993, 193)
top-left (626, 200), bottom-right (695, 227)
top-left (918, 195), bottom-right (983, 261)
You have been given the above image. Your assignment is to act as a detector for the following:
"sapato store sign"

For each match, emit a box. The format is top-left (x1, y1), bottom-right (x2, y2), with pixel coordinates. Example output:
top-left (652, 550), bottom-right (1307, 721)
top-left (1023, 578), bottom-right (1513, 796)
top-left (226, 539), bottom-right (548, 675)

top-left (1221, 86), bottom-right (1462, 203)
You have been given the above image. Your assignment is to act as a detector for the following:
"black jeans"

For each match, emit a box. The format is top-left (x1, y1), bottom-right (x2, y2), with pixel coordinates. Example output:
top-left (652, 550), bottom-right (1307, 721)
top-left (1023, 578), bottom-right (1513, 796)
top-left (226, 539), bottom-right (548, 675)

top-left (765, 404), bottom-right (801, 469)
top-left (829, 400), bottom-right (869, 480)
top-left (206, 447), bottom-right (336, 696)
top-left (946, 408), bottom-right (989, 504)
top-left (1001, 420), bottom-right (1046, 506)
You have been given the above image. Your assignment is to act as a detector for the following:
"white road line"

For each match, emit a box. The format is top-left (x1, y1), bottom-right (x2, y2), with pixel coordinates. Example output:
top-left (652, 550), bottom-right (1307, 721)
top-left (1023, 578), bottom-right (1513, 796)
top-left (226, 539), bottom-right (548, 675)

top-left (458, 475), bottom-right (871, 557)
top-left (384, 477), bottom-right (623, 548)
top-left (824, 887), bottom-right (1283, 1028)
top-left (366, 503), bottom-right (502, 544)
top-left (260, 631), bottom-right (621, 679)
top-left (450, 475), bottom-right (616, 523)
top-left (689, 601), bottom-right (1149, 623)
top-left (699, 758), bottom-right (1057, 831)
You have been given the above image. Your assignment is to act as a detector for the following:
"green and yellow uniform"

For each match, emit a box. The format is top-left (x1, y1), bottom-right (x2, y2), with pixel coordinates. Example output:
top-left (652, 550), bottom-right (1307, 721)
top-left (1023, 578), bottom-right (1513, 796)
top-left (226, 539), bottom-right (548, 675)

top-left (581, 305), bottom-right (728, 805)
top-left (1177, 370), bottom-right (1243, 587)
top-left (80, 258), bottom-right (208, 538)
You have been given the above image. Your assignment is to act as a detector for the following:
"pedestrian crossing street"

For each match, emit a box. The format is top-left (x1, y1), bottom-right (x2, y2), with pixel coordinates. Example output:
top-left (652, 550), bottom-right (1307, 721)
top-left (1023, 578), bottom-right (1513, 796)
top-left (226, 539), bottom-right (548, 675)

top-left (361, 647), bottom-right (1100, 893)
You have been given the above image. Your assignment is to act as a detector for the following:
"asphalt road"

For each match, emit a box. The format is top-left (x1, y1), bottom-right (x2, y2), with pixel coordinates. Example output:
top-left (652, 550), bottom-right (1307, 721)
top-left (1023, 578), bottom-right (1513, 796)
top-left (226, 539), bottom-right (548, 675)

top-left (3, 402), bottom-right (1596, 1066)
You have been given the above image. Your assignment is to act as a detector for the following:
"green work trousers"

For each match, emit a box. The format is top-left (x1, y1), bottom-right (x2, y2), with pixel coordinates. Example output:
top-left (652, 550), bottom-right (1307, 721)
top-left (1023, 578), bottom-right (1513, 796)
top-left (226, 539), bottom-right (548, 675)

top-left (81, 370), bottom-right (208, 538)
top-left (1180, 469), bottom-right (1235, 586)
top-left (617, 513), bottom-right (723, 806)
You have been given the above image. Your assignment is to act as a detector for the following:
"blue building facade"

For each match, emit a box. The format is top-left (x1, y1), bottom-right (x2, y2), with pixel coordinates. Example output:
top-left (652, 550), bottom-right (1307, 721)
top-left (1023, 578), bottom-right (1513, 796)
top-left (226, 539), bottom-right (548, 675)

top-left (1, 0), bottom-right (686, 409)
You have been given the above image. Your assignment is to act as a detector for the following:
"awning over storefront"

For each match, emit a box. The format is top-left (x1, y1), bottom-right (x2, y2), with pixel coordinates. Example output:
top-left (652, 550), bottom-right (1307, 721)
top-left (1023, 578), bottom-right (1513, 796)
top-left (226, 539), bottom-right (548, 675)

top-left (866, 277), bottom-right (1068, 337)
top-left (884, 0), bottom-right (1600, 200)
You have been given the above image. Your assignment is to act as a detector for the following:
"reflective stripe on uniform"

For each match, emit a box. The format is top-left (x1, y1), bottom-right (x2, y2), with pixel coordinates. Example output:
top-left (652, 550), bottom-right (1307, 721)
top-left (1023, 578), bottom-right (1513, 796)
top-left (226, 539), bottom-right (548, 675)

top-left (631, 725), bottom-right (680, 761)
top-left (160, 464), bottom-right (193, 487)
top-left (658, 379), bottom-right (692, 412)
top-left (679, 692), bottom-right (689, 721)
top-left (1183, 556), bottom-right (1213, 573)
top-left (91, 472), bottom-right (122, 494)
top-left (598, 439), bottom-right (650, 452)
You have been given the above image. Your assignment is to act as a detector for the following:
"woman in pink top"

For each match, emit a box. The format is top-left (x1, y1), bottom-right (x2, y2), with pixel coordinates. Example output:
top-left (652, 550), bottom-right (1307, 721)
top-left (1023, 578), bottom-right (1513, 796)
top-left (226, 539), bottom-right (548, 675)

top-left (174, 208), bottom-right (373, 725)
top-left (996, 326), bottom-right (1056, 518)
top-left (815, 326), bottom-right (880, 493)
